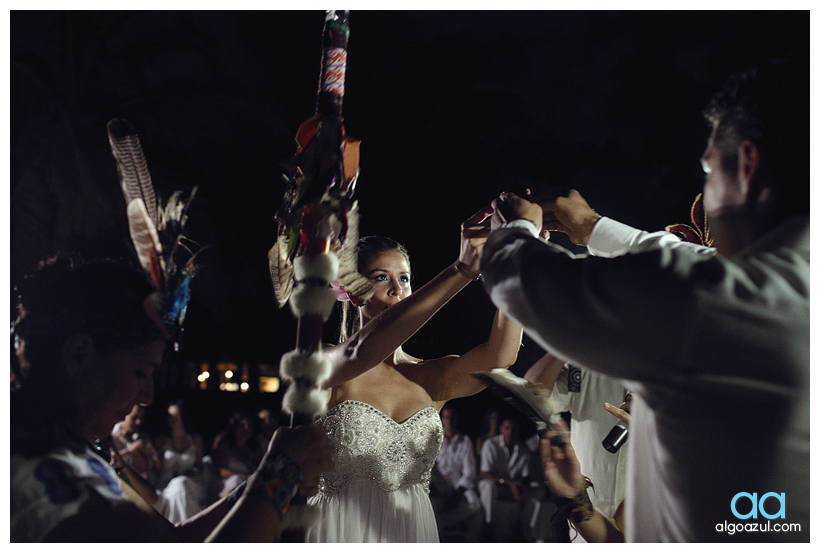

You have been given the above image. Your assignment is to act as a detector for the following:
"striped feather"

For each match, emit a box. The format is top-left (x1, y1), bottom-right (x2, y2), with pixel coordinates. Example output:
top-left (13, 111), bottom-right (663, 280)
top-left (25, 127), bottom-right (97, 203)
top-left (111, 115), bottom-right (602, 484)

top-left (127, 198), bottom-right (164, 290)
top-left (107, 118), bottom-right (158, 225)
top-left (333, 205), bottom-right (372, 302)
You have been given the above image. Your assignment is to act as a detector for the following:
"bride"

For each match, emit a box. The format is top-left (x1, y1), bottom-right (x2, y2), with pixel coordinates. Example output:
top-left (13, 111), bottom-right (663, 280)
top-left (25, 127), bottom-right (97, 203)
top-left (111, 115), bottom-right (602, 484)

top-left (305, 206), bottom-right (523, 542)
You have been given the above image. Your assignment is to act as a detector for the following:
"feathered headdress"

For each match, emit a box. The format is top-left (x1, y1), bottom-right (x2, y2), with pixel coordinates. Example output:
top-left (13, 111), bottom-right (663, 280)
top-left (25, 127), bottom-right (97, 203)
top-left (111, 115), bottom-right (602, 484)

top-left (106, 118), bottom-right (202, 348)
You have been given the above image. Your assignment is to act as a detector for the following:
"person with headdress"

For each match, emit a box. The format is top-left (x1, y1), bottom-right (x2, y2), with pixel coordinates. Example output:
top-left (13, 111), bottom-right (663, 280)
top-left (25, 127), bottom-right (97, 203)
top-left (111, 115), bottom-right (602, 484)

top-left (10, 255), bottom-right (333, 542)
top-left (304, 207), bottom-right (524, 543)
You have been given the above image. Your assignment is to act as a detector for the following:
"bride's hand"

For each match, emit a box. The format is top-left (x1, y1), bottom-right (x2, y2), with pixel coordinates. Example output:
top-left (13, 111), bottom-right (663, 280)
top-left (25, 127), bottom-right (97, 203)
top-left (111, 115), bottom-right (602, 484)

top-left (491, 192), bottom-right (544, 235)
top-left (459, 205), bottom-right (493, 271)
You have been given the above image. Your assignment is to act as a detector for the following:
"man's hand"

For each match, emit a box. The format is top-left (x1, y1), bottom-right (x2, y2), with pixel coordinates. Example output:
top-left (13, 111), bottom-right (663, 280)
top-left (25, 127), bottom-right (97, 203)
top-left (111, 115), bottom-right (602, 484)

top-left (604, 392), bottom-right (632, 424)
top-left (540, 419), bottom-right (585, 498)
top-left (507, 479), bottom-right (524, 501)
top-left (538, 189), bottom-right (602, 246)
top-left (128, 439), bottom-right (146, 455)
top-left (491, 192), bottom-right (544, 235)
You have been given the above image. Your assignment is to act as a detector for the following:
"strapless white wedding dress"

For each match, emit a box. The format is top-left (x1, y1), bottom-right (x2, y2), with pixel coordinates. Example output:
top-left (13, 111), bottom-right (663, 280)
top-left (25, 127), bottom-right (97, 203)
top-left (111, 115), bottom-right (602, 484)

top-left (306, 400), bottom-right (444, 542)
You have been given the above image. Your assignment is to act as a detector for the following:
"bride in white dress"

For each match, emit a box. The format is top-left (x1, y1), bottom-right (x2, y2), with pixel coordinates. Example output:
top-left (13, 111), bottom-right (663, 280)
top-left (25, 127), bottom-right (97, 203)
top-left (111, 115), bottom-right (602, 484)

top-left (306, 206), bottom-right (523, 542)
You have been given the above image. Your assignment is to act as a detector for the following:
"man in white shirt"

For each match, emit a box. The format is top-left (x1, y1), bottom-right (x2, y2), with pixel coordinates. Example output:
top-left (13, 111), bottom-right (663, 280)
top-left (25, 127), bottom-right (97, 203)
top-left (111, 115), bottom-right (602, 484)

top-left (431, 405), bottom-right (483, 541)
top-left (479, 416), bottom-right (535, 541)
top-left (480, 58), bottom-right (809, 542)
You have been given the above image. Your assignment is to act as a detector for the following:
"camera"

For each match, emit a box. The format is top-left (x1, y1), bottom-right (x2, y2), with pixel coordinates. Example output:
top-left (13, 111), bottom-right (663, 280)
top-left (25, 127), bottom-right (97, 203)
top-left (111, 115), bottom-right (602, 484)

top-left (566, 363), bottom-right (582, 393)
top-left (601, 423), bottom-right (628, 453)
top-left (601, 390), bottom-right (632, 453)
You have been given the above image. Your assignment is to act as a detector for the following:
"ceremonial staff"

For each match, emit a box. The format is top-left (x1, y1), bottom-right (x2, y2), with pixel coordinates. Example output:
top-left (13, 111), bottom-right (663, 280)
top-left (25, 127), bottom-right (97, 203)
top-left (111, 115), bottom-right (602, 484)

top-left (268, 10), bottom-right (371, 538)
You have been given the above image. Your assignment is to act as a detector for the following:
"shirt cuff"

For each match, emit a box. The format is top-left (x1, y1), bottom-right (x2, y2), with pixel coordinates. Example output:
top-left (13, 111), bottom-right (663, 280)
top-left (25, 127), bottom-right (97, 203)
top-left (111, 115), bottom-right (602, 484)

top-left (587, 217), bottom-right (640, 256)
top-left (588, 216), bottom-right (682, 257)
top-left (502, 218), bottom-right (540, 238)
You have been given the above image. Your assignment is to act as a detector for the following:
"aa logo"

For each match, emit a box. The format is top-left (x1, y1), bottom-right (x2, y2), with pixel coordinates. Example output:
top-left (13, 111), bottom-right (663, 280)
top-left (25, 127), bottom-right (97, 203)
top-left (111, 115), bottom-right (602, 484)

top-left (731, 492), bottom-right (785, 520)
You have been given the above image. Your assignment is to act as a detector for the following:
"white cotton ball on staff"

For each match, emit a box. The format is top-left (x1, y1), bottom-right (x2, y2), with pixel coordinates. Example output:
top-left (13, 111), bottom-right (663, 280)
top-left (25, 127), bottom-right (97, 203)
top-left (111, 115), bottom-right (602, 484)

top-left (282, 384), bottom-right (329, 417)
top-left (289, 282), bottom-right (337, 319)
top-left (293, 252), bottom-right (339, 282)
top-left (279, 350), bottom-right (332, 384)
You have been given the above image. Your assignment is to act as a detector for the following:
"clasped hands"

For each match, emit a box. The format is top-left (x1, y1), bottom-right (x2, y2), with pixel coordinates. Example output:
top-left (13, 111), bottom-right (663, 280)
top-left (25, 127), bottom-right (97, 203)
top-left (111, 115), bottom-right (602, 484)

top-left (500, 477), bottom-right (525, 502)
top-left (459, 189), bottom-right (602, 275)
top-left (489, 189), bottom-right (603, 246)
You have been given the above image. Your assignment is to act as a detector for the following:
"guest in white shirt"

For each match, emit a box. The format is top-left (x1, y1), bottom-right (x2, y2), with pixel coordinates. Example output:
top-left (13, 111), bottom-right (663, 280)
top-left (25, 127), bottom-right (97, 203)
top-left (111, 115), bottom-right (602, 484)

top-left (431, 405), bottom-right (483, 541)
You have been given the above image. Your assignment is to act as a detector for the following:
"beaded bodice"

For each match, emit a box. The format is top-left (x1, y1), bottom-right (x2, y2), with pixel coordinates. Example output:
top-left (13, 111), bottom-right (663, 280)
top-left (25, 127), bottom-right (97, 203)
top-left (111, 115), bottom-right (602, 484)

top-left (315, 400), bottom-right (443, 497)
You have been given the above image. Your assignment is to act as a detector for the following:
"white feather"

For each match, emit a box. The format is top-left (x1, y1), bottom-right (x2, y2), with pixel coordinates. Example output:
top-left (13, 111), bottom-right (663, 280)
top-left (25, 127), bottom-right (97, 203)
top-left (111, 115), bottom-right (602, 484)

top-left (127, 199), bottom-right (163, 278)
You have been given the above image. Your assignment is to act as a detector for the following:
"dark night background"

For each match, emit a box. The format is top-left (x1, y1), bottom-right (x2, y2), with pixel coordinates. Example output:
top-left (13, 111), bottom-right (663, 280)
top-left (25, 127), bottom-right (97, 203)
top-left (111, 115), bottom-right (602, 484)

top-left (9, 10), bottom-right (810, 440)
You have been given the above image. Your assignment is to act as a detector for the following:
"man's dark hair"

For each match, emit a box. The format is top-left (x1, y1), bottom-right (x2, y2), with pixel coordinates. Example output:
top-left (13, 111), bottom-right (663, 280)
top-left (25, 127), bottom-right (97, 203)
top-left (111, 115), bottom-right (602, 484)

top-left (702, 56), bottom-right (808, 213)
top-left (500, 416), bottom-right (519, 429)
top-left (441, 405), bottom-right (461, 427)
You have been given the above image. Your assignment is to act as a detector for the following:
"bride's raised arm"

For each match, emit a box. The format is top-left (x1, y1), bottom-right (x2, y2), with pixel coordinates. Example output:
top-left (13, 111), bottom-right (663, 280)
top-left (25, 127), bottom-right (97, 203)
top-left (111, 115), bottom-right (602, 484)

top-left (322, 205), bottom-right (493, 388)
top-left (421, 308), bottom-right (523, 404)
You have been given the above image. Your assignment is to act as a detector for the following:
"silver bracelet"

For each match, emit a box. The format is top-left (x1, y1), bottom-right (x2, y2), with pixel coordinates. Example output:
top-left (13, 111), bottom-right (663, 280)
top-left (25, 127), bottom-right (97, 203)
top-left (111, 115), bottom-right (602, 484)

top-left (456, 261), bottom-right (481, 281)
